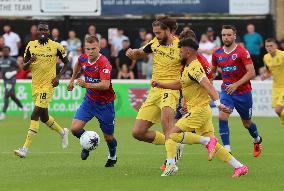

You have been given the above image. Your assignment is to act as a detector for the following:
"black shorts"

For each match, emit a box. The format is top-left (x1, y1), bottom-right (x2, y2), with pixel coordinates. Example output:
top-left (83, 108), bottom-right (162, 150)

top-left (4, 80), bottom-right (16, 94)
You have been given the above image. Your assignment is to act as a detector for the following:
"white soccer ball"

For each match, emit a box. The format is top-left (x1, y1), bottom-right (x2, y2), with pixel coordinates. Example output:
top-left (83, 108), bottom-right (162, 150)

top-left (80, 131), bottom-right (100, 151)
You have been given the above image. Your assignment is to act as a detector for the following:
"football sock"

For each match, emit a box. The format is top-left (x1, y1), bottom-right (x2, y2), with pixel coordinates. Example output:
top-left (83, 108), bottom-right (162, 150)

top-left (45, 116), bottom-right (64, 137)
top-left (152, 131), bottom-right (165, 145)
top-left (247, 123), bottom-right (260, 142)
top-left (165, 139), bottom-right (177, 161)
top-left (3, 95), bottom-right (9, 113)
top-left (170, 132), bottom-right (203, 145)
top-left (280, 109), bottom-right (284, 124)
top-left (214, 143), bottom-right (232, 162)
top-left (74, 129), bottom-right (86, 139)
top-left (228, 156), bottom-right (243, 169)
top-left (23, 120), bottom-right (39, 149)
top-left (107, 138), bottom-right (117, 158)
top-left (219, 120), bottom-right (230, 146)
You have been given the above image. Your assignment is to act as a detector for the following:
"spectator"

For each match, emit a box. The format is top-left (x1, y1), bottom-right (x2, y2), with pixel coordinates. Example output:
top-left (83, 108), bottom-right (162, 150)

top-left (24, 25), bottom-right (37, 46)
top-left (183, 25), bottom-right (191, 33)
top-left (67, 30), bottom-right (82, 68)
top-left (278, 39), bottom-right (284, 51)
top-left (115, 39), bottom-right (135, 73)
top-left (0, 35), bottom-right (5, 51)
top-left (51, 28), bottom-right (62, 43)
top-left (100, 38), bottom-right (111, 61)
top-left (243, 24), bottom-right (263, 75)
top-left (111, 28), bottom-right (129, 57)
top-left (117, 64), bottom-right (134, 79)
top-left (57, 41), bottom-right (72, 78)
top-left (85, 24), bottom-right (101, 40)
top-left (206, 27), bottom-right (221, 48)
top-left (3, 25), bottom-right (21, 58)
top-left (16, 56), bottom-right (31, 79)
top-left (134, 28), bottom-right (147, 49)
top-left (198, 33), bottom-right (215, 63)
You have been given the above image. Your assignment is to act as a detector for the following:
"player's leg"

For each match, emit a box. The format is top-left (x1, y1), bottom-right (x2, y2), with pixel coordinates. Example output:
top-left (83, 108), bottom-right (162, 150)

top-left (219, 90), bottom-right (233, 152)
top-left (234, 92), bottom-right (262, 157)
top-left (9, 82), bottom-right (28, 119)
top-left (275, 106), bottom-right (284, 124)
top-left (0, 90), bottom-right (10, 120)
top-left (14, 106), bottom-right (42, 157)
top-left (40, 108), bottom-right (69, 149)
top-left (273, 89), bottom-right (284, 124)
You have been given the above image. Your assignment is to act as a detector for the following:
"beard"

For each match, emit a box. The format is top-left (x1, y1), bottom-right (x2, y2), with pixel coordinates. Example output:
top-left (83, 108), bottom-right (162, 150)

top-left (158, 36), bottom-right (168, 45)
top-left (37, 34), bottom-right (48, 44)
top-left (223, 41), bottom-right (233, 47)
top-left (181, 57), bottom-right (187, 66)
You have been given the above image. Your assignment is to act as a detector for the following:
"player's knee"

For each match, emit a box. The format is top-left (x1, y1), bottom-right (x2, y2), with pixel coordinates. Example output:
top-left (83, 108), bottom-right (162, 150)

top-left (242, 120), bottom-right (251, 129)
top-left (132, 128), bottom-right (144, 141)
top-left (275, 107), bottom-right (283, 116)
top-left (169, 133), bottom-right (179, 142)
top-left (104, 134), bottom-right (113, 142)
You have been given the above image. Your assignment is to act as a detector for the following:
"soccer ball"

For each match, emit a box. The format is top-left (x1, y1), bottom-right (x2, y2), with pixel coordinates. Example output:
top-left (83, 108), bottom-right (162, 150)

top-left (80, 131), bottom-right (100, 151)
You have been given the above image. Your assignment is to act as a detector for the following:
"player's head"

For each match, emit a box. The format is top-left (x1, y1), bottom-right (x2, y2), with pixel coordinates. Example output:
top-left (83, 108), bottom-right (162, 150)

top-left (179, 29), bottom-right (197, 41)
top-left (84, 35), bottom-right (100, 60)
top-left (152, 16), bottom-right (177, 45)
top-left (2, 46), bottom-right (10, 57)
top-left (37, 22), bottom-right (50, 42)
top-left (178, 38), bottom-right (199, 65)
top-left (221, 25), bottom-right (237, 47)
top-left (265, 38), bottom-right (278, 54)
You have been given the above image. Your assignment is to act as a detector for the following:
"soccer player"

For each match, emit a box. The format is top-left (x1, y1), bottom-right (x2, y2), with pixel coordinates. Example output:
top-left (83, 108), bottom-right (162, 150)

top-left (212, 25), bottom-right (262, 157)
top-left (0, 46), bottom-right (28, 120)
top-left (261, 38), bottom-right (284, 124)
top-left (126, 17), bottom-right (182, 165)
top-left (67, 35), bottom-right (117, 167)
top-left (152, 38), bottom-right (248, 177)
top-left (14, 22), bottom-right (69, 158)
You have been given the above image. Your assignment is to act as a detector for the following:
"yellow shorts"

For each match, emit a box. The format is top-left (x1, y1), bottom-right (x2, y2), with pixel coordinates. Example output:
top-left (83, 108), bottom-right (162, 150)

top-left (272, 88), bottom-right (284, 107)
top-left (32, 88), bottom-right (54, 108)
top-left (136, 87), bottom-right (180, 123)
top-left (175, 105), bottom-right (214, 137)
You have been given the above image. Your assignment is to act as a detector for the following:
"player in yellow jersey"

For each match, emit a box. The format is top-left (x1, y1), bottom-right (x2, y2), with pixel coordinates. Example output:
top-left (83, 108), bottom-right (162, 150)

top-left (126, 16), bottom-right (183, 165)
top-left (14, 22), bottom-right (70, 158)
top-left (152, 38), bottom-right (248, 177)
top-left (261, 38), bottom-right (284, 124)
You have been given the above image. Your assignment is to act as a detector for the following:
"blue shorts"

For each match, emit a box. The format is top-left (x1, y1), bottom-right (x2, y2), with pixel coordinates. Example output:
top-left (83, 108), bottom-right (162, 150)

top-left (74, 96), bottom-right (115, 135)
top-left (220, 90), bottom-right (252, 120)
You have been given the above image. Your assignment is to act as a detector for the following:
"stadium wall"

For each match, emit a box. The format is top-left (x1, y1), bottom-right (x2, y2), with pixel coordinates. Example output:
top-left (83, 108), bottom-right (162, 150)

top-left (0, 80), bottom-right (276, 117)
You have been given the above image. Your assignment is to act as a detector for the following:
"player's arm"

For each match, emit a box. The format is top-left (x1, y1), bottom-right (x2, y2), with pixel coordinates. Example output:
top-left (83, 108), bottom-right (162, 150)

top-left (67, 61), bottom-right (81, 91)
top-left (199, 76), bottom-right (231, 113)
top-left (76, 79), bottom-right (110, 90)
top-left (126, 41), bottom-right (153, 60)
top-left (53, 46), bottom-right (70, 87)
top-left (211, 53), bottom-right (219, 79)
top-left (151, 80), bottom-right (182, 90)
top-left (23, 46), bottom-right (36, 71)
top-left (260, 59), bottom-right (271, 80)
top-left (4, 59), bottom-right (19, 79)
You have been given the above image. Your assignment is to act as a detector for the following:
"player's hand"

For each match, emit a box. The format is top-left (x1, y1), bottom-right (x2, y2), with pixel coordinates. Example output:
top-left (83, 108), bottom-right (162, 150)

top-left (52, 77), bottom-right (60, 87)
top-left (76, 78), bottom-right (88, 88)
top-left (151, 80), bottom-right (161, 88)
top-left (225, 83), bottom-right (239, 95)
top-left (126, 48), bottom-right (135, 60)
top-left (180, 106), bottom-right (188, 115)
top-left (67, 81), bottom-right (74, 91)
top-left (218, 104), bottom-right (232, 114)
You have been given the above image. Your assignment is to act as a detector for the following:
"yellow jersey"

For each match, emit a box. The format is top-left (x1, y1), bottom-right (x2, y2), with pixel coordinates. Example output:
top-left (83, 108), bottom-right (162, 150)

top-left (180, 59), bottom-right (210, 110)
top-left (143, 37), bottom-right (182, 82)
top-left (263, 49), bottom-right (284, 88)
top-left (24, 39), bottom-right (66, 90)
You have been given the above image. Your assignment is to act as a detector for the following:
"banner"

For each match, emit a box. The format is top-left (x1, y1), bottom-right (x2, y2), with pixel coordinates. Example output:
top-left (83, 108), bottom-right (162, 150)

top-left (0, 80), bottom-right (276, 117)
top-left (101, 0), bottom-right (229, 15)
top-left (229, 0), bottom-right (270, 15)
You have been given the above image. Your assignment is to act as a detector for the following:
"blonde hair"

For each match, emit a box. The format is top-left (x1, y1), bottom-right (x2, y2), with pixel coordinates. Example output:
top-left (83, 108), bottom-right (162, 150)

top-left (85, 35), bottom-right (99, 43)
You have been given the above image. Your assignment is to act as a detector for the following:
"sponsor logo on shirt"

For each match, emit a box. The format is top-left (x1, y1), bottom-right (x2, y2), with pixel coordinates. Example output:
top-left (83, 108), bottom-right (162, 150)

top-left (221, 65), bottom-right (237, 72)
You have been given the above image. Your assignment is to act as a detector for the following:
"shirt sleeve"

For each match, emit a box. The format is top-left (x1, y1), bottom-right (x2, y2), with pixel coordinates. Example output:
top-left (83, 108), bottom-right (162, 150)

top-left (12, 58), bottom-right (19, 70)
top-left (15, 33), bottom-right (21, 43)
top-left (241, 49), bottom-right (253, 65)
top-left (24, 43), bottom-right (31, 61)
top-left (99, 60), bottom-right (112, 80)
top-left (56, 43), bottom-right (67, 60)
top-left (211, 53), bottom-right (218, 67)
top-left (142, 39), bottom-right (155, 53)
top-left (188, 63), bottom-right (206, 83)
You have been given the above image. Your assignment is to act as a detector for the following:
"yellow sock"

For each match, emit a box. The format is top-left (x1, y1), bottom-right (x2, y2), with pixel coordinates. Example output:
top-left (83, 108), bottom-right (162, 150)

top-left (45, 116), bottom-right (64, 136)
top-left (23, 120), bottom-right (39, 148)
top-left (214, 143), bottom-right (232, 162)
top-left (280, 110), bottom-right (284, 124)
top-left (152, 131), bottom-right (165, 145)
top-left (170, 132), bottom-right (201, 145)
top-left (165, 139), bottom-right (177, 159)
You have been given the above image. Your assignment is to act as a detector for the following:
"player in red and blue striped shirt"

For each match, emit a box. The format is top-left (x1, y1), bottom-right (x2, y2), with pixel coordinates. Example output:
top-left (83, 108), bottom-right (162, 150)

top-left (212, 25), bottom-right (262, 157)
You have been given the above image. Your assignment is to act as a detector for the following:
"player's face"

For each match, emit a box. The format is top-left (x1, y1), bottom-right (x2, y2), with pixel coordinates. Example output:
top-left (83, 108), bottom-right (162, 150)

top-left (221, 29), bottom-right (236, 47)
top-left (180, 47), bottom-right (189, 65)
top-left (85, 42), bottom-right (100, 60)
top-left (265, 42), bottom-right (277, 54)
top-left (37, 24), bottom-right (50, 41)
top-left (153, 26), bottom-right (169, 45)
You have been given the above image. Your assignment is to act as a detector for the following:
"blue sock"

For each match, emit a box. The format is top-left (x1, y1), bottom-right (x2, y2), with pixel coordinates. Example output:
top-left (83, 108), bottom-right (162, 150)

top-left (107, 138), bottom-right (117, 158)
top-left (74, 129), bottom-right (85, 139)
top-left (247, 123), bottom-right (259, 139)
top-left (219, 120), bottom-right (230, 146)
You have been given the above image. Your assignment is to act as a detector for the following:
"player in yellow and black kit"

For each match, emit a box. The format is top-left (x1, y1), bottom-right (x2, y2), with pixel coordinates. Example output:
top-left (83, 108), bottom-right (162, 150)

top-left (261, 38), bottom-right (284, 124)
top-left (126, 16), bottom-right (183, 166)
top-left (152, 38), bottom-right (248, 177)
top-left (14, 22), bottom-right (70, 158)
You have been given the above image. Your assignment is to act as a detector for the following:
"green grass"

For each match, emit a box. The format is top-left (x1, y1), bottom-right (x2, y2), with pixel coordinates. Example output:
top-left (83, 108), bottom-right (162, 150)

top-left (0, 116), bottom-right (284, 191)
